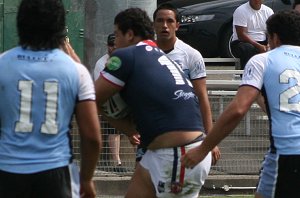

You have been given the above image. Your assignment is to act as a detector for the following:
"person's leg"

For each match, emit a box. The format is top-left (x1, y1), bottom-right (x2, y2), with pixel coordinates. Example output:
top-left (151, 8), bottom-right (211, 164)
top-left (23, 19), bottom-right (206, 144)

top-left (125, 163), bottom-right (156, 198)
top-left (231, 41), bottom-right (259, 70)
top-left (109, 133), bottom-right (131, 172)
top-left (108, 134), bottom-right (121, 166)
top-left (239, 43), bottom-right (258, 70)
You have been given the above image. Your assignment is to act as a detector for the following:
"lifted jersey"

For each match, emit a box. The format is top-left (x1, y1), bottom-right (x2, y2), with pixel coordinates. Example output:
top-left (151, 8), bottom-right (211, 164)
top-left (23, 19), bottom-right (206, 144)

top-left (0, 47), bottom-right (95, 173)
top-left (101, 41), bottom-right (204, 147)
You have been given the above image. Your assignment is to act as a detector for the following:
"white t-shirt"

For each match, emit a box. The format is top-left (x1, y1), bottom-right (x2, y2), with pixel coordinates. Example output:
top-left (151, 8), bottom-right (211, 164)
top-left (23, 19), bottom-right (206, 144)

top-left (232, 2), bottom-right (274, 42)
top-left (166, 38), bottom-right (206, 80)
top-left (93, 53), bottom-right (109, 80)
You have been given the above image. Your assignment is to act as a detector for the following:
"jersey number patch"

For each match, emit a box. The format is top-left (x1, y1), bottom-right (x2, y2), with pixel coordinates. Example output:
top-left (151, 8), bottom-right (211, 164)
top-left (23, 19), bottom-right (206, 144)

top-left (15, 80), bottom-right (59, 134)
top-left (158, 56), bottom-right (193, 88)
top-left (280, 69), bottom-right (300, 112)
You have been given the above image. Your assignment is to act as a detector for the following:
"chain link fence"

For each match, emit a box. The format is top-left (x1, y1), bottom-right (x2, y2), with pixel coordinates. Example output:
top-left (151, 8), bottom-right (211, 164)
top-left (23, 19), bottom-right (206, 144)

top-left (71, 91), bottom-right (269, 177)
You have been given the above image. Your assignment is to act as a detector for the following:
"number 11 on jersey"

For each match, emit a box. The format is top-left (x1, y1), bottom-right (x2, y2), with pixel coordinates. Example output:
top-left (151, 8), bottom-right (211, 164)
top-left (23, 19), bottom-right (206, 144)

top-left (15, 80), bottom-right (59, 134)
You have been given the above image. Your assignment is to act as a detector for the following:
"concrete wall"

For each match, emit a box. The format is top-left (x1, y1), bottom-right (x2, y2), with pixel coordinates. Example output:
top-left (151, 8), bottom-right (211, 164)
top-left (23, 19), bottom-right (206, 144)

top-left (84, 0), bottom-right (156, 72)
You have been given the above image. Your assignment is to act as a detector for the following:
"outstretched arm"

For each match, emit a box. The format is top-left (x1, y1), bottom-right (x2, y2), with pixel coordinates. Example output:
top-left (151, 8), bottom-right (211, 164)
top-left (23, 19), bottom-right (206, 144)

top-left (181, 86), bottom-right (260, 168)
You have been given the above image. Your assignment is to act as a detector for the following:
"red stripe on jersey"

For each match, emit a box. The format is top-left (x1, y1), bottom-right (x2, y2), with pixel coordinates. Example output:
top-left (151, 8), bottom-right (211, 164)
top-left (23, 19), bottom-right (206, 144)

top-left (142, 40), bottom-right (157, 47)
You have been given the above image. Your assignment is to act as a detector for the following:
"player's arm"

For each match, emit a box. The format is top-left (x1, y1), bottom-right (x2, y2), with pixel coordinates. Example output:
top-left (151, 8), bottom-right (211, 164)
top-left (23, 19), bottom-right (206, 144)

top-left (256, 93), bottom-right (267, 113)
top-left (61, 39), bottom-right (82, 63)
top-left (74, 63), bottom-right (101, 197)
top-left (75, 100), bottom-right (101, 197)
top-left (192, 78), bottom-right (221, 165)
top-left (181, 85), bottom-right (260, 168)
top-left (95, 77), bottom-right (138, 137)
top-left (191, 78), bottom-right (212, 133)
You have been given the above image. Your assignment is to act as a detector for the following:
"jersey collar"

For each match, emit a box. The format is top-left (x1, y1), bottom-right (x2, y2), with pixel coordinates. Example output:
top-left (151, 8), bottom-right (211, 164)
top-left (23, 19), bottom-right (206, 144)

top-left (140, 40), bottom-right (157, 47)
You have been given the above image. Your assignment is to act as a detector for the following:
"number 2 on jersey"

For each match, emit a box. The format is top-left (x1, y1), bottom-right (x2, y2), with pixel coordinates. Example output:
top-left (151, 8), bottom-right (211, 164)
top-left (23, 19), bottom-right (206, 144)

top-left (280, 69), bottom-right (300, 112)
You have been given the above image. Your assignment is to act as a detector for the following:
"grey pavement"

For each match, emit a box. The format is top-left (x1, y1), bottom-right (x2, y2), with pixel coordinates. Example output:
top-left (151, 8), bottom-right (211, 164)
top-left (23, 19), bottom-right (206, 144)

top-left (94, 175), bottom-right (258, 197)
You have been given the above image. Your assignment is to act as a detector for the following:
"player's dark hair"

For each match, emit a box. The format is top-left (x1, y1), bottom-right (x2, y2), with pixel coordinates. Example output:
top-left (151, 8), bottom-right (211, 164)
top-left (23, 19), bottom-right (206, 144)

top-left (153, 3), bottom-right (180, 22)
top-left (17, 0), bottom-right (66, 50)
top-left (266, 10), bottom-right (300, 46)
top-left (114, 8), bottom-right (154, 40)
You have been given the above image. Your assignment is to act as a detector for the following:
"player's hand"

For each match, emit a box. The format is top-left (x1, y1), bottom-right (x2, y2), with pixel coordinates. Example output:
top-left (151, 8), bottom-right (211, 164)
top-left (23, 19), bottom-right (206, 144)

top-left (127, 133), bottom-right (140, 145)
top-left (257, 44), bottom-right (268, 53)
top-left (211, 146), bottom-right (221, 165)
top-left (180, 146), bottom-right (208, 169)
top-left (61, 39), bottom-right (81, 63)
top-left (80, 180), bottom-right (97, 198)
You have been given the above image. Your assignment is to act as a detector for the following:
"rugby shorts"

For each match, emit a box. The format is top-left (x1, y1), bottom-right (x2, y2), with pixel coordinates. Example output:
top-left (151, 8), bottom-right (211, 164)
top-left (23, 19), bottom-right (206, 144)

top-left (0, 162), bottom-right (80, 198)
top-left (256, 150), bottom-right (300, 198)
top-left (140, 139), bottom-right (212, 198)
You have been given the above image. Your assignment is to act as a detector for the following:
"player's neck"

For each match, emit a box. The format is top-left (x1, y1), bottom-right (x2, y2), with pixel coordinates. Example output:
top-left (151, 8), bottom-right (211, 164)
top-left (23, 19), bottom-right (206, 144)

top-left (156, 37), bottom-right (176, 53)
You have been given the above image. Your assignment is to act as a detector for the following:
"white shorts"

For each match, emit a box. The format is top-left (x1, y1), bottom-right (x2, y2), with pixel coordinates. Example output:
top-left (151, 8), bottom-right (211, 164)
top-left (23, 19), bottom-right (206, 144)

top-left (140, 140), bottom-right (211, 198)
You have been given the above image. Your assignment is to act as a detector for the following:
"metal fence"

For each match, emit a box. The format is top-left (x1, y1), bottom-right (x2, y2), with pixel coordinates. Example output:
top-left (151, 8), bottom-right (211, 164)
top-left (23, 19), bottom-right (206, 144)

top-left (71, 90), bottom-right (269, 177)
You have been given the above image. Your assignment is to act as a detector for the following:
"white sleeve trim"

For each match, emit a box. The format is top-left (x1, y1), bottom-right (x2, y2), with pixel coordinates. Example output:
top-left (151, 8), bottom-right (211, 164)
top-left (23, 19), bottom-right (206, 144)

top-left (241, 53), bottom-right (268, 90)
top-left (76, 63), bottom-right (96, 101)
top-left (100, 71), bottom-right (125, 87)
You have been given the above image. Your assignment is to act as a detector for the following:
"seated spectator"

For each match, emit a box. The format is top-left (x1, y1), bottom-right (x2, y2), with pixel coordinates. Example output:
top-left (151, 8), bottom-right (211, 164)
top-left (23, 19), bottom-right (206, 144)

top-left (230, 0), bottom-right (274, 70)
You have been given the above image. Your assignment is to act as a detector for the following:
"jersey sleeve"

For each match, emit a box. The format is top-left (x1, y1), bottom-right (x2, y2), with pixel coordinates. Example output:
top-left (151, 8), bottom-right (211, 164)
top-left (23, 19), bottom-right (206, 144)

top-left (188, 50), bottom-right (206, 80)
top-left (76, 63), bottom-right (96, 101)
top-left (101, 47), bottom-right (134, 87)
top-left (93, 54), bottom-right (107, 80)
top-left (240, 53), bottom-right (268, 90)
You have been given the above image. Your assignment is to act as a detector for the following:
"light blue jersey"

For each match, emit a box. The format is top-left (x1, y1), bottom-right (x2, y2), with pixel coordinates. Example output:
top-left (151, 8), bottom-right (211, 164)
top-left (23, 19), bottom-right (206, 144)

top-left (242, 45), bottom-right (300, 155)
top-left (0, 47), bottom-right (95, 173)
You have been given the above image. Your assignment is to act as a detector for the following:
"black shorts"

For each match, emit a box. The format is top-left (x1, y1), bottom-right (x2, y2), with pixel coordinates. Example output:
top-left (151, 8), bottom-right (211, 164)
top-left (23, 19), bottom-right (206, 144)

top-left (274, 155), bottom-right (300, 197)
top-left (257, 152), bottom-right (300, 197)
top-left (0, 164), bottom-right (79, 198)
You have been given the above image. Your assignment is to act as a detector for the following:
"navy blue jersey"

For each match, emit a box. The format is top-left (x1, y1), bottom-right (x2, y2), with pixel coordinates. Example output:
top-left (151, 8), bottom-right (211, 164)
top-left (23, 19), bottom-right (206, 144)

top-left (101, 41), bottom-right (204, 147)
